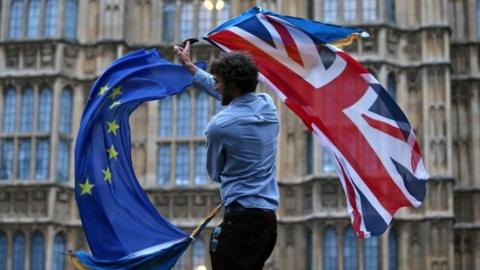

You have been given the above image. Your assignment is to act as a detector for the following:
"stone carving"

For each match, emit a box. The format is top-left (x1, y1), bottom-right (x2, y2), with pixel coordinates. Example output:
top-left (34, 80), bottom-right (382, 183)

top-left (23, 47), bottom-right (37, 69)
top-left (85, 48), bottom-right (97, 74)
top-left (13, 191), bottom-right (28, 215)
top-left (362, 27), bottom-right (377, 53)
top-left (321, 182), bottom-right (338, 208)
top-left (285, 187), bottom-right (295, 215)
top-left (64, 45), bottom-right (79, 69)
top-left (0, 191), bottom-right (10, 214)
top-left (387, 29), bottom-right (399, 56)
top-left (303, 185), bottom-right (312, 214)
top-left (6, 46), bottom-right (19, 69)
top-left (41, 44), bottom-right (55, 68)
top-left (406, 33), bottom-right (420, 61)
top-left (173, 194), bottom-right (188, 218)
top-left (32, 190), bottom-right (47, 216)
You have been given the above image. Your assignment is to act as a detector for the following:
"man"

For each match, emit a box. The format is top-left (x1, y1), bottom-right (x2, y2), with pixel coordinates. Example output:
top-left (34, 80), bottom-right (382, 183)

top-left (175, 41), bottom-right (279, 270)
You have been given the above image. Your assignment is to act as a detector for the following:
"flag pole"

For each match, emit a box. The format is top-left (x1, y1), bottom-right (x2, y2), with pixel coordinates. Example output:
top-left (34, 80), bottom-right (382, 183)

top-left (190, 203), bottom-right (223, 239)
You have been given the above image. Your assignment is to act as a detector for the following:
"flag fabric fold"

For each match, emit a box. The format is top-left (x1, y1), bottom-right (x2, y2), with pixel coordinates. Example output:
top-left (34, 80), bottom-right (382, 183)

top-left (205, 6), bottom-right (429, 238)
top-left (73, 49), bottom-right (209, 269)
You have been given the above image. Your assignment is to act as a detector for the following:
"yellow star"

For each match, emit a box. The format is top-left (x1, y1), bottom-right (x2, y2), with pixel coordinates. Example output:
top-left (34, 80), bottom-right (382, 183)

top-left (106, 120), bottom-right (120, 135)
top-left (103, 167), bottom-right (112, 184)
top-left (109, 86), bottom-right (122, 99)
top-left (109, 101), bottom-right (121, 110)
top-left (98, 84), bottom-right (109, 96)
top-left (79, 179), bottom-right (95, 196)
top-left (106, 145), bottom-right (119, 160)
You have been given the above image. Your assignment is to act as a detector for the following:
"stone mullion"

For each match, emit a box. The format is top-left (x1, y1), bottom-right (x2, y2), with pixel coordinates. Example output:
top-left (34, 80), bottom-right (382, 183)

top-left (317, 223), bottom-right (324, 270)
top-left (470, 88), bottom-right (480, 188)
top-left (49, 80), bottom-right (60, 183)
top-left (192, 0), bottom-right (199, 38)
top-left (24, 230), bottom-right (31, 270)
top-left (337, 225), bottom-right (343, 270)
top-left (12, 82), bottom-right (21, 182)
top-left (57, 0), bottom-right (65, 38)
top-left (146, 99), bottom-right (159, 187)
top-left (0, 0), bottom-right (10, 40)
top-left (175, 0), bottom-right (181, 43)
top-left (38, 0), bottom-right (46, 37)
top-left (0, 84), bottom-right (3, 133)
top-left (171, 95), bottom-right (178, 187)
top-left (190, 90), bottom-right (196, 185)
top-left (69, 84), bottom-right (84, 185)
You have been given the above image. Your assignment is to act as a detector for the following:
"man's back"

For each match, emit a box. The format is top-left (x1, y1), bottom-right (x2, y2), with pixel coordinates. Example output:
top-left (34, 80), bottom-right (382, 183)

top-left (205, 92), bottom-right (279, 210)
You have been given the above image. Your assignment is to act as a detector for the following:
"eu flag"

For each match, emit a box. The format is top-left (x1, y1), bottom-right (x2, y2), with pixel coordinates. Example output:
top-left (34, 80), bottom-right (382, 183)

top-left (73, 49), bottom-right (208, 269)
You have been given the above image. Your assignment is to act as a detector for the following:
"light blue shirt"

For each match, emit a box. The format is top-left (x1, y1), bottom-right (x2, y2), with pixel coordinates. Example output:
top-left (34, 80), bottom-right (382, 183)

top-left (193, 68), bottom-right (280, 211)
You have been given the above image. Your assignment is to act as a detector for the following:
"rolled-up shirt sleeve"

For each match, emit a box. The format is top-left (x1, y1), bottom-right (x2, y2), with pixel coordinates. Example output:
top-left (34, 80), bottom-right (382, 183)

top-left (192, 68), bottom-right (221, 101)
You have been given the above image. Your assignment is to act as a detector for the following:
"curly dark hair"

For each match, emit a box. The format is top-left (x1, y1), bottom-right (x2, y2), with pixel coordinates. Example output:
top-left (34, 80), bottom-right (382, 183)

top-left (210, 52), bottom-right (259, 93)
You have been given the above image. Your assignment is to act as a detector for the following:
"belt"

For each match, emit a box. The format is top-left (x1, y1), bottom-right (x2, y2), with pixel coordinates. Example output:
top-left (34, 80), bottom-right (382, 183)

top-left (224, 201), bottom-right (275, 216)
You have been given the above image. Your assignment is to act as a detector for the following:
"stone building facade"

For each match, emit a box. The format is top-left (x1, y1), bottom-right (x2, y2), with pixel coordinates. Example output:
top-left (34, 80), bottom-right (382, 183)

top-left (0, 0), bottom-right (477, 270)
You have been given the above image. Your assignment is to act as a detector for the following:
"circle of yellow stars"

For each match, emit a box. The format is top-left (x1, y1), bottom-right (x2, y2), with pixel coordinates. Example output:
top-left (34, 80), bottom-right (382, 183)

top-left (78, 83), bottom-right (124, 196)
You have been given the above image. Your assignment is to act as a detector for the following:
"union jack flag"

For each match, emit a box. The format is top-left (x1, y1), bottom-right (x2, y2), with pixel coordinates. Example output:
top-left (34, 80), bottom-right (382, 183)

top-left (205, 7), bottom-right (429, 238)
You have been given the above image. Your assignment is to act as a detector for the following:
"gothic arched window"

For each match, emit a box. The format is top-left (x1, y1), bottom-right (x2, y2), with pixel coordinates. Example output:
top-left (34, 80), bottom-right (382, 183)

top-left (192, 239), bottom-right (205, 269)
top-left (64, 0), bottom-right (78, 39)
top-left (162, 1), bottom-right (176, 42)
top-left (344, 0), bottom-right (357, 21)
top-left (12, 233), bottom-right (25, 270)
top-left (323, 148), bottom-right (336, 173)
top-left (323, 0), bottom-right (338, 22)
top-left (364, 237), bottom-right (380, 270)
top-left (305, 229), bottom-right (313, 270)
top-left (59, 87), bottom-right (73, 134)
top-left (0, 140), bottom-right (14, 180)
top-left (198, 4), bottom-right (212, 37)
top-left (195, 91), bottom-right (209, 136)
top-left (17, 139), bottom-right (31, 179)
top-left (177, 92), bottom-right (191, 137)
top-left (175, 144), bottom-right (189, 185)
top-left (306, 133), bottom-right (313, 175)
top-left (30, 232), bottom-right (45, 270)
top-left (323, 227), bottom-right (337, 270)
top-left (344, 227), bottom-right (358, 270)
top-left (157, 144), bottom-right (171, 184)
top-left (477, 0), bottom-right (480, 37)
top-left (56, 139), bottom-right (70, 182)
top-left (27, 0), bottom-right (41, 37)
top-left (44, 0), bottom-right (58, 37)
top-left (3, 87), bottom-right (17, 132)
top-left (387, 72), bottom-right (397, 101)
top-left (0, 231), bottom-right (7, 270)
top-left (385, 0), bottom-right (396, 23)
top-left (180, 2), bottom-right (194, 40)
top-left (20, 87), bottom-right (34, 132)
top-left (37, 86), bottom-right (52, 132)
top-left (52, 233), bottom-right (66, 270)
top-left (158, 97), bottom-right (173, 137)
top-left (9, 0), bottom-right (24, 38)
top-left (389, 230), bottom-right (399, 270)
top-left (194, 144), bottom-right (207, 184)
top-left (35, 139), bottom-right (50, 180)
top-left (363, 0), bottom-right (377, 21)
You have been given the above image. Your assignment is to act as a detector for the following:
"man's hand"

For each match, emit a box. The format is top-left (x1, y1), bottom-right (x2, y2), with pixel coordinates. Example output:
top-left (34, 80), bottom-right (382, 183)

top-left (174, 41), bottom-right (198, 74)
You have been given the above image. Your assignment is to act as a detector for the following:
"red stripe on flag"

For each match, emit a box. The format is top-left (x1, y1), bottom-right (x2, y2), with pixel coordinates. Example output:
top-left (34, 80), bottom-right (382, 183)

top-left (264, 15), bottom-right (304, 67)
top-left (411, 141), bottom-right (421, 173)
top-left (208, 30), bottom-right (414, 214)
top-left (362, 114), bottom-right (407, 142)
top-left (337, 157), bottom-right (365, 238)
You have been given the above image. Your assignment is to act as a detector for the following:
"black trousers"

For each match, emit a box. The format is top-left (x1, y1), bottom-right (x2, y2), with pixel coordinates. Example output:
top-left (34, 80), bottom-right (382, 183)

top-left (209, 210), bottom-right (277, 270)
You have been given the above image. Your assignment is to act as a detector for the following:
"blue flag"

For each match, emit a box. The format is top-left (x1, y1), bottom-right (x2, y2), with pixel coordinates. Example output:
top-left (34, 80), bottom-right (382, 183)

top-left (73, 49), bottom-right (208, 269)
